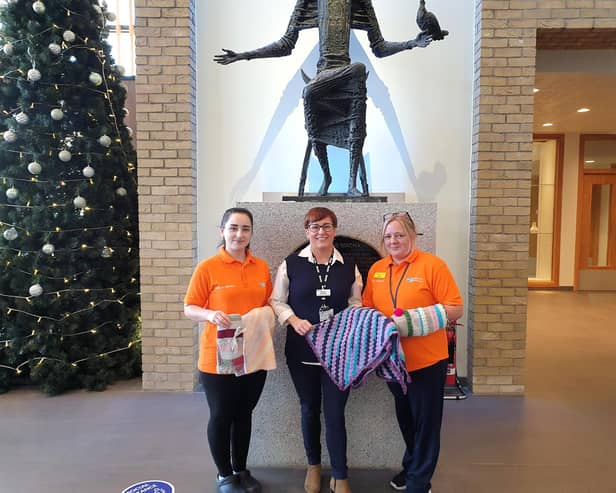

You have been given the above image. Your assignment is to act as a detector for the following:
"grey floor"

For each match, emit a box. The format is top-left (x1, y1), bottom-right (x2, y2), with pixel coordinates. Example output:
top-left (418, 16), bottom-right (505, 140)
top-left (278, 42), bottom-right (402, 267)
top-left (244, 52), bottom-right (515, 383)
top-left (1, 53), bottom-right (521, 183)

top-left (1, 291), bottom-right (615, 493)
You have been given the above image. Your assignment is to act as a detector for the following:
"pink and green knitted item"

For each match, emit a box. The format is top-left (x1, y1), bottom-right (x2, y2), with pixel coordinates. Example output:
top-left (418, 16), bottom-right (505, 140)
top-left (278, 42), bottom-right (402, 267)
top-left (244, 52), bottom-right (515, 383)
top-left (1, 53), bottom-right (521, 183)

top-left (391, 304), bottom-right (448, 337)
top-left (305, 307), bottom-right (409, 393)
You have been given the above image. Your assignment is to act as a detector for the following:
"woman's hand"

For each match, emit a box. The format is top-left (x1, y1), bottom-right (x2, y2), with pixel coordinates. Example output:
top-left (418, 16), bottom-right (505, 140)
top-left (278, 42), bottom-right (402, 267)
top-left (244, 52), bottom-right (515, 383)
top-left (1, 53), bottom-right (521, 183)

top-left (209, 310), bottom-right (231, 329)
top-left (288, 315), bottom-right (313, 336)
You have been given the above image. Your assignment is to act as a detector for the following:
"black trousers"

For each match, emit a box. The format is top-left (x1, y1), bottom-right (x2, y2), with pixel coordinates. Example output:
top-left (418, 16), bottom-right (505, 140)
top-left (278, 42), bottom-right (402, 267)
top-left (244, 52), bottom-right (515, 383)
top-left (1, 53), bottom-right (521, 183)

top-left (387, 359), bottom-right (447, 493)
top-left (287, 361), bottom-right (350, 479)
top-left (200, 370), bottom-right (266, 477)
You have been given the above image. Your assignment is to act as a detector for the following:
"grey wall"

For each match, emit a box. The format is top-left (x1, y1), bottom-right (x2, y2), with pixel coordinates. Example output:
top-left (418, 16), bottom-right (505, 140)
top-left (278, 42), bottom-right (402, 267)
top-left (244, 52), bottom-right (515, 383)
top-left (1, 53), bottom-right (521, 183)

top-left (241, 201), bottom-right (436, 467)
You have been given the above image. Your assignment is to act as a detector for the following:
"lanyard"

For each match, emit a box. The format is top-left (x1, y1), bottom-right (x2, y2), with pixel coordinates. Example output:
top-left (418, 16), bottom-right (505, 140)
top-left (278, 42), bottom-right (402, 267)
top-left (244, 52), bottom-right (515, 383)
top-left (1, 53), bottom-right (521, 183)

top-left (388, 263), bottom-right (410, 310)
top-left (314, 253), bottom-right (334, 289)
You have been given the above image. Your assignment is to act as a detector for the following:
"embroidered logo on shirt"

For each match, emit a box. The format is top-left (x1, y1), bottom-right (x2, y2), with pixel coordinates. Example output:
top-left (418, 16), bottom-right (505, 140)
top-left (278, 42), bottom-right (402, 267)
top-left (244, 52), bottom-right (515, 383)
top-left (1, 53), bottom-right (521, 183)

top-left (406, 277), bottom-right (424, 283)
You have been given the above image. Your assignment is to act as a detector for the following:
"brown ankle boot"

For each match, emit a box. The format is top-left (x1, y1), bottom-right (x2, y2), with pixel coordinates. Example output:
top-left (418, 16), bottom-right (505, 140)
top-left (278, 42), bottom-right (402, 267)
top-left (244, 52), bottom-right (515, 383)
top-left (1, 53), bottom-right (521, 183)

top-left (304, 464), bottom-right (321, 493)
top-left (329, 477), bottom-right (351, 493)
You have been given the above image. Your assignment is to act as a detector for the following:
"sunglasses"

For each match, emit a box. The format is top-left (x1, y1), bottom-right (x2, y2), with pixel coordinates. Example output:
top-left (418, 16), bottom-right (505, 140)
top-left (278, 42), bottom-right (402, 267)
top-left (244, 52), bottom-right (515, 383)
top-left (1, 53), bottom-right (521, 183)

top-left (382, 211), bottom-right (423, 235)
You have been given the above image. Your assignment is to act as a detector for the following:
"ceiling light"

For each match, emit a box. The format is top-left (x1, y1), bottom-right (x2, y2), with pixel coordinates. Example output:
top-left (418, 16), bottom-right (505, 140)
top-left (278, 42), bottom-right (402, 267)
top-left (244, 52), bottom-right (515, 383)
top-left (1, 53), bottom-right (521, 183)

top-left (585, 160), bottom-right (595, 164)
top-left (542, 123), bottom-right (553, 127)
top-left (577, 108), bottom-right (590, 113)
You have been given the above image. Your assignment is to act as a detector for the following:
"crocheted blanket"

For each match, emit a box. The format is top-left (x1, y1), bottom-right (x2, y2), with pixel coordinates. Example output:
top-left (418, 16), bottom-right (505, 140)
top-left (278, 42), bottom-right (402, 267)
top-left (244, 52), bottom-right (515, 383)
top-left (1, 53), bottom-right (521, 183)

top-left (305, 307), bottom-right (409, 393)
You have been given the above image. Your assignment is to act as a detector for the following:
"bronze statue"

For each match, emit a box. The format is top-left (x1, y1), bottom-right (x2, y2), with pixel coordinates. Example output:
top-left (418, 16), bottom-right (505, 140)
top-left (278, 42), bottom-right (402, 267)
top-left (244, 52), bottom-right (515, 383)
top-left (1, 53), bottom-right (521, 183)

top-left (215, 0), bottom-right (447, 197)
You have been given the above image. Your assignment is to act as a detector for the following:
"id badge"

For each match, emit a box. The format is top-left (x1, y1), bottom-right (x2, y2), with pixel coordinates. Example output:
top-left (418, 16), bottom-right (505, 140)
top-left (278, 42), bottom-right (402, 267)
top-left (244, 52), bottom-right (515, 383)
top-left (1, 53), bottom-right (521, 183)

top-left (316, 288), bottom-right (331, 297)
top-left (319, 305), bottom-right (334, 322)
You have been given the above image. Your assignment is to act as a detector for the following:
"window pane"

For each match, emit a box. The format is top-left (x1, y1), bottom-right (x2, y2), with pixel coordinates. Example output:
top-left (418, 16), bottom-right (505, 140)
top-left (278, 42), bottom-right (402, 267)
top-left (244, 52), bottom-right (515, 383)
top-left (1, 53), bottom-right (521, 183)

top-left (584, 139), bottom-right (616, 170)
top-left (107, 32), bottom-right (135, 76)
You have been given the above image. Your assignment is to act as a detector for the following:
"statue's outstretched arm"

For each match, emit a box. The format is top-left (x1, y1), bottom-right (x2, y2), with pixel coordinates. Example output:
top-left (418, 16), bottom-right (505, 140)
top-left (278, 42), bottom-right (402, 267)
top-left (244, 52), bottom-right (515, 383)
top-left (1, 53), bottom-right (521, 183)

top-left (362, 2), bottom-right (432, 58)
top-left (214, 4), bottom-right (304, 65)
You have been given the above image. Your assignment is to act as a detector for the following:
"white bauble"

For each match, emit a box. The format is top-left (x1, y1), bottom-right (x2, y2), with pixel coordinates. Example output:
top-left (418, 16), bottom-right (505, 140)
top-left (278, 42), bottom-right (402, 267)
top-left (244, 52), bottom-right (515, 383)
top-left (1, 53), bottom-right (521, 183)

top-left (101, 246), bottom-right (112, 258)
top-left (122, 107), bottom-right (129, 117)
top-left (32, 0), bottom-right (45, 13)
top-left (93, 5), bottom-right (102, 14)
top-left (63, 30), bottom-right (75, 43)
top-left (27, 68), bottom-right (41, 82)
top-left (58, 150), bottom-right (72, 162)
top-left (3, 227), bottom-right (18, 241)
top-left (14, 112), bottom-right (29, 125)
top-left (106, 12), bottom-right (116, 21)
top-left (126, 126), bottom-right (133, 137)
top-left (98, 135), bottom-right (112, 147)
top-left (89, 72), bottom-right (102, 86)
top-left (2, 43), bottom-right (14, 56)
top-left (82, 165), bottom-right (95, 178)
top-left (6, 187), bottom-right (18, 200)
top-left (50, 108), bottom-right (64, 120)
top-left (73, 195), bottom-right (86, 209)
top-left (113, 64), bottom-right (125, 76)
top-left (48, 42), bottom-right (61, 55)
top-left (28, 161), bottom-right (42, 175)
top-left (42, 243), bottom-right (55, 255)
top-left (29, 283), bottom-right (43, 297)
top-left (115, 187), bottom-right (127, 197)
top-left (3, 130), bottom-right (17, 143)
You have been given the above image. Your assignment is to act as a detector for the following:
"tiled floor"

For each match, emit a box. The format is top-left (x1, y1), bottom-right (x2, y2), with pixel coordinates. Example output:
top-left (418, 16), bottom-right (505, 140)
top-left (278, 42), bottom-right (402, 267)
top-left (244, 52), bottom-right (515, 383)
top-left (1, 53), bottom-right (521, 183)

top-left (1, 291), bottom-right (615, 493)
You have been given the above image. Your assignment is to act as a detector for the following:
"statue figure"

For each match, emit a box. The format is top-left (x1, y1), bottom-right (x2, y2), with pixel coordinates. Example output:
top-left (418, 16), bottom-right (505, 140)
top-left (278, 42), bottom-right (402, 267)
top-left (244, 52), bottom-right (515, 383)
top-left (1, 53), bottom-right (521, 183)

top-left (215, 0), bottom-right (448, 197)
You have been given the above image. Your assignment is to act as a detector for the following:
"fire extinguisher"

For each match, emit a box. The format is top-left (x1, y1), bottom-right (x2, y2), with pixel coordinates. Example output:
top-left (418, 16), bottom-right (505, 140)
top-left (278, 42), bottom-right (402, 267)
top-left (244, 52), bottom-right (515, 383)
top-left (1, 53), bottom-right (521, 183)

top-left (445, 321), bottom-right (457, 386)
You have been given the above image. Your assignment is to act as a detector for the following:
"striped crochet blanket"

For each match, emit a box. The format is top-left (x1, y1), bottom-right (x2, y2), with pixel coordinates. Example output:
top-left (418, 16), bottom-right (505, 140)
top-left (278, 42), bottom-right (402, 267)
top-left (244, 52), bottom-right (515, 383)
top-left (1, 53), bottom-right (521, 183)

top-left (305, 307), bottom-right (410, 393)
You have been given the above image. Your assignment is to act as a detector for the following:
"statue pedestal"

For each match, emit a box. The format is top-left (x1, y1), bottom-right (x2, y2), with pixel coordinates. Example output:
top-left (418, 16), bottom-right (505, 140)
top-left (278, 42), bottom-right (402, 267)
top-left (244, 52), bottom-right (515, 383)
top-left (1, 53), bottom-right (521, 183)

top-left (241, 201), bottom-right (436, 468)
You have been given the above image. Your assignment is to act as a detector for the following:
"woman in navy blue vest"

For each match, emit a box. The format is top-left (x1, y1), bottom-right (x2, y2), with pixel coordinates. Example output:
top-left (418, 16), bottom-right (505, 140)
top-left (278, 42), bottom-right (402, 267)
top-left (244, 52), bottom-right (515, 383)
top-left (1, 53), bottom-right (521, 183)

top-left (270, 207), bottom-right (363, 493)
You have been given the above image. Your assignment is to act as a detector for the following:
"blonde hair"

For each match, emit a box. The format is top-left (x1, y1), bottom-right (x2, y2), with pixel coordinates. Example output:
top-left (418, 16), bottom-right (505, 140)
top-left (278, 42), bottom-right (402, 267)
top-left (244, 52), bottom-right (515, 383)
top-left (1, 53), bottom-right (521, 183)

top-left (380, 214), bottom-right (416, 250)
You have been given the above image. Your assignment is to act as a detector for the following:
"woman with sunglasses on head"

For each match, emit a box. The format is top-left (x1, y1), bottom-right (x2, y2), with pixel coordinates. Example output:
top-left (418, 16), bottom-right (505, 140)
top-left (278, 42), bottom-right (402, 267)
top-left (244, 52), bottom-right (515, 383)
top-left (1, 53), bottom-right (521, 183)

top-left (362, 212), bottom-right (463, 493)
top-left (270, 207), bottom-right (363, 493)
top-left (184, 207), bottom-right (273, 493)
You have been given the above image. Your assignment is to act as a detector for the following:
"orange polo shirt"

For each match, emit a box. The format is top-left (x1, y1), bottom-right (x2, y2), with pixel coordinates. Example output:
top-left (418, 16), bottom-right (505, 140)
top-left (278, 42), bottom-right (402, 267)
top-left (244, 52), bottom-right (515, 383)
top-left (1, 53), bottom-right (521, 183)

top-left (362, 249), bottom-right (462, 372)
top-left (184, 247), bottom-right (272, 374)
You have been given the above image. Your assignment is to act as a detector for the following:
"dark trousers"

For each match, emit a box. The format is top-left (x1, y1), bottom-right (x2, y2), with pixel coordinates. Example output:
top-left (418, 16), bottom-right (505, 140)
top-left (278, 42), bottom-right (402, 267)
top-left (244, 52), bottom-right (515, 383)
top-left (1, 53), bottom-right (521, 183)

top-left (200, 370), bottom-right (267, 477)
top-left (287, 361), bottom-right (350, 479)
top-left (387, 359), bottom-right (447, 493)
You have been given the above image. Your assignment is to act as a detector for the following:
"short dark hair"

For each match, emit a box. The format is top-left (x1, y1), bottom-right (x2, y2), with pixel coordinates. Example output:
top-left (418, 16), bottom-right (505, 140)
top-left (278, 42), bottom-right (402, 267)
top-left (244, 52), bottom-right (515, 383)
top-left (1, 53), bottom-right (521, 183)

top-left (303, 207), bottom-right (338, 229)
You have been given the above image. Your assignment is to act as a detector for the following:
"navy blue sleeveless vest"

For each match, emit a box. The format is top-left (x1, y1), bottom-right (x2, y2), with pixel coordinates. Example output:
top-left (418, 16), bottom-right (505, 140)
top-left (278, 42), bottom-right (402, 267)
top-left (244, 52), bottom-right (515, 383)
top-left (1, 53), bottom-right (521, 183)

top-left (285, 252), bottom-right (356, 364)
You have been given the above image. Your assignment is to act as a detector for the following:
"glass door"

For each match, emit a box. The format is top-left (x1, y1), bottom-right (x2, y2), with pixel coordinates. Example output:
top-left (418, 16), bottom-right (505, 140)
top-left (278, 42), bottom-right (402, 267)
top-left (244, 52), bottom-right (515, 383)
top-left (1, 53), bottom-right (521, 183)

top-left (529, 135), bottom-right (563, 286)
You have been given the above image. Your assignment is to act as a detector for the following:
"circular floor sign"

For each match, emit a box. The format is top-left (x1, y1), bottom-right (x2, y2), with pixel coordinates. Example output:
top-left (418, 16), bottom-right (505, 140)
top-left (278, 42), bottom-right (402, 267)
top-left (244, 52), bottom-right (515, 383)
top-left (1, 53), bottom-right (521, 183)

top-left (121, 480), bottom-right (175, 493)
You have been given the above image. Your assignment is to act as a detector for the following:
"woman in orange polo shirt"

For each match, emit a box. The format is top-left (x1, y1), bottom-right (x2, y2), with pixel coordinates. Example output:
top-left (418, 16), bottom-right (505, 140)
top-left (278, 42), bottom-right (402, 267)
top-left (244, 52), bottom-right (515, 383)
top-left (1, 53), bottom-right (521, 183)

top-left (362, 212), bottom-right (463, 493)
top-left (184, 207), bottom-right (272, 493)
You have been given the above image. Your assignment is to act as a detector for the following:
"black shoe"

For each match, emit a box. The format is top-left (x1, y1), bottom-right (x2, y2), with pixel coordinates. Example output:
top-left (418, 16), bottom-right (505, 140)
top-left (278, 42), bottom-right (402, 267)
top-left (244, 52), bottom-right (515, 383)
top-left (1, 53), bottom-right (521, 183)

top-left (389, 470), bottom-right (406, 491)
top-left (216, 474), bottom-right (244, 493)
top-left (236, 470), bottom-right (262, 493)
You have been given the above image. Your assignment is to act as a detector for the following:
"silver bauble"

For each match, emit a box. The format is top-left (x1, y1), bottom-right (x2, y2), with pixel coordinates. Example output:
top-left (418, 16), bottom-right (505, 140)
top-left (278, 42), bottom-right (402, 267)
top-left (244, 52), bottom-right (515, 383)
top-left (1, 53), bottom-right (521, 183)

top-left (27, 68), bottom-right (41, 81)
top-left (63, 30), bottom-right (75, 43)
top-left (3, 227), bottom-right (18, 241)
top-left (32, 0), bottom-right (45, 13)
top-left (101, 246), bottom-right (113, 258)
top-left (89, 72), bottom-right (103, 86)
top-left (6, 187), bottom-right (18, 200)
top-left (106, 12), bottom-right (116, 22)
top-left (113, 64), bottom-right (126, 76)
top-left (126, 126), bottom-right (133, 137)
top-left (98, 135), bottom-right (112, 147)
top-left (28, 161), bottom-right (42, 175)
top-left (2, 43), bottom-right (14, 56)
top-left (14, 112), bottom-right (29, 125)
top-left (58, 150), bottom-right (72, 162)
top-left (48, 43), bottom-right (61, 55)
top-left (73, 195), bottom-right (86, 209)
top-left (115, 187), bottom-right (127, 197)
top-left (29, 283), bottom-right (43, 297)
top-left (50, 108), bottom-right (64, 120)
top-left (42, 243), bottom-right (55, 255)
top-left (82, 165), bottom-right (95, 178)
top-left (3, 130), bottom-right (17, 143)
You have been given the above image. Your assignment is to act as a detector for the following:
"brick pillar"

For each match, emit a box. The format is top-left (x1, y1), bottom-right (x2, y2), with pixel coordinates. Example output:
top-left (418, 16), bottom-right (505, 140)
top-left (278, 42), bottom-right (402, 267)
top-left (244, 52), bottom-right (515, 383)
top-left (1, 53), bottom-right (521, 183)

top-left (471, 0), bottom-right (616, 394)
top-left (134, 0), bottom-right (197, 391)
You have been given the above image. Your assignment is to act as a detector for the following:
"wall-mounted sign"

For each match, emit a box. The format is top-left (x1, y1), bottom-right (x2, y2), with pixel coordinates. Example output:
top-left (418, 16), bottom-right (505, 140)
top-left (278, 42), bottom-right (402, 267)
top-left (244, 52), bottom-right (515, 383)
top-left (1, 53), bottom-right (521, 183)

top-left (121, 480), bottom-right (175, 493)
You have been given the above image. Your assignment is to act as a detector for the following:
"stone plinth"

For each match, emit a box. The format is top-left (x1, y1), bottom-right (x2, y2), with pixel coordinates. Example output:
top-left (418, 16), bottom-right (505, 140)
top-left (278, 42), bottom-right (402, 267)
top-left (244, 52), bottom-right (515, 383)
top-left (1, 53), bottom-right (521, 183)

top-left (240, 201), bottom-right (436, 468)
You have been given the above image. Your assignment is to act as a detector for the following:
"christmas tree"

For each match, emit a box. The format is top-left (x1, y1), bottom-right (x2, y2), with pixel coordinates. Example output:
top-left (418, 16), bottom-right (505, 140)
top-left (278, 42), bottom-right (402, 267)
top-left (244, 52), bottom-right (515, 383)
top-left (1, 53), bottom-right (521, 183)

top-left (0, 0), bottom-right (140, 394)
